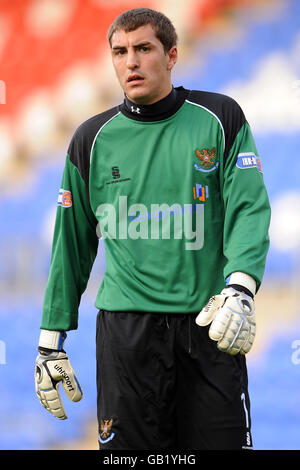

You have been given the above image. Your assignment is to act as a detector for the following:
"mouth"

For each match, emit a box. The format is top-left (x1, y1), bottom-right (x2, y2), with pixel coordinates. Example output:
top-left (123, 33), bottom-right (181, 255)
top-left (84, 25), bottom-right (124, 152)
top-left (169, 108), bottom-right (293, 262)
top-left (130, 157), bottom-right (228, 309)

top-left (127, 74), bottom-right (144, 84)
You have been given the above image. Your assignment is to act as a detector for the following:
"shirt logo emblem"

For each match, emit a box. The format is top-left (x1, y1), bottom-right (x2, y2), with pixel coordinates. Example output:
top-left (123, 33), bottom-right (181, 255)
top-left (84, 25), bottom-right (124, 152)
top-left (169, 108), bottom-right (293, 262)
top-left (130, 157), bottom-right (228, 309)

top-left (193, 184), bottom-right (209, 201)
top-left (236, 152), bottom-right (262, 172)
top-left (131, 106), bottom-right (141, 114)
top-left (194, 147), bottom-right (219, 173)
top-left (112, 166), bottom-right (120, 179)
top-left (57, 189), bottom-right (72, 207)
top-left (106, 166), bottom-right (131, 185)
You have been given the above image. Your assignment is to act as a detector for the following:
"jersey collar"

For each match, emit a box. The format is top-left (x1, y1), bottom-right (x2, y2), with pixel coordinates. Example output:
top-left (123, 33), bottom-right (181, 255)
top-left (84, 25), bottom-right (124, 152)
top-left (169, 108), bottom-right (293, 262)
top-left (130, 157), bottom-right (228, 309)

top-left (120, 86), bottom-right (188, 122)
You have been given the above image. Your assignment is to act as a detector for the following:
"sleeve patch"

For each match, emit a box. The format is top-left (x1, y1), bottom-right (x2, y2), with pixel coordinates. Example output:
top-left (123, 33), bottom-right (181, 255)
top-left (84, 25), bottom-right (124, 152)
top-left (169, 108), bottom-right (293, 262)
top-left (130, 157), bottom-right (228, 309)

top-left (236, 152), bottom-right (262, 173)
top-left (58, 189), bottom-right (73, 207)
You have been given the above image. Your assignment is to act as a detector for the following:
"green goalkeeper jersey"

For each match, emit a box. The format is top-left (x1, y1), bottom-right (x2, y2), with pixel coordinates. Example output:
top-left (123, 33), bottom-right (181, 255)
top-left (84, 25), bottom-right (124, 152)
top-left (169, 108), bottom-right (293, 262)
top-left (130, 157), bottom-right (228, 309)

top-left (41, 87), bottom-right (271, 331)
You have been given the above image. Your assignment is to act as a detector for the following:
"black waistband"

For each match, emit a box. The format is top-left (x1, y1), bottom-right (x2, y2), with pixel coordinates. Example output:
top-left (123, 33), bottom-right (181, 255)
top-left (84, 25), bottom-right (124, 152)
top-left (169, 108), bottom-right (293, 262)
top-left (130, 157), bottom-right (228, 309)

top-left (119, 86), bottom-right (189, 122)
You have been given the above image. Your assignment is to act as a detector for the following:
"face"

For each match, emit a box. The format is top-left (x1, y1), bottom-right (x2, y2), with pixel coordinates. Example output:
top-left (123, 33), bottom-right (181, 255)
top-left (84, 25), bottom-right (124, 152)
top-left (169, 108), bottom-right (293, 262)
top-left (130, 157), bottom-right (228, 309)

top-left (110, 24), bottom-right (177, 105)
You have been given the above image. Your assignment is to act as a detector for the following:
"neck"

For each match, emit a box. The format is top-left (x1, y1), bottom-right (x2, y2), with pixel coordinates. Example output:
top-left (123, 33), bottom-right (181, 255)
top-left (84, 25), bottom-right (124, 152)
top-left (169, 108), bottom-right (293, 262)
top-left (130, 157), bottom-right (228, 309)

top-left (128, 84), bottom-right (173, 106)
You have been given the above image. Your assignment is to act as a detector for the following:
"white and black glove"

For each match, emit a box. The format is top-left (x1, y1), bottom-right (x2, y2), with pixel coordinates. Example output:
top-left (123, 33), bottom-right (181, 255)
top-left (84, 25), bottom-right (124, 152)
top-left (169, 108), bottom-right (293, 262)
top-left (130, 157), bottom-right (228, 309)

top-left (35, 330), bottom-right (83, 420)
top-left (196, 273), bottom-right (256, 355)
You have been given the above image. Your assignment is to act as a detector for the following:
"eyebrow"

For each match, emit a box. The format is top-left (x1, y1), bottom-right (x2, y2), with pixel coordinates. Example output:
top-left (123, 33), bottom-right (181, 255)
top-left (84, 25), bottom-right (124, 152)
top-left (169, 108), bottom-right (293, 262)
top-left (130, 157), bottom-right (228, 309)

top-left (111, 41), bottom-right (152, 51)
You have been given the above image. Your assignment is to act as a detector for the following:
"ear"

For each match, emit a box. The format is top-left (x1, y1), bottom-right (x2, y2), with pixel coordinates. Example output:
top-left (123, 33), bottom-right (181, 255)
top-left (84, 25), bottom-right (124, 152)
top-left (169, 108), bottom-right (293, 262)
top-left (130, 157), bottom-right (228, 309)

top-left (167, 46), bottom-right (177, 71)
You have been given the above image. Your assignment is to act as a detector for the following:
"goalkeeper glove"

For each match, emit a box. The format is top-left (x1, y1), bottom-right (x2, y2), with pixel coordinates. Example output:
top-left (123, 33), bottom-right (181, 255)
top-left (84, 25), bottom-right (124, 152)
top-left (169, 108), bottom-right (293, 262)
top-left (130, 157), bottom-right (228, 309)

top-left (196, 273), bottom-right (256, 355)
top-left (35, 330), bottom-right (83, 420)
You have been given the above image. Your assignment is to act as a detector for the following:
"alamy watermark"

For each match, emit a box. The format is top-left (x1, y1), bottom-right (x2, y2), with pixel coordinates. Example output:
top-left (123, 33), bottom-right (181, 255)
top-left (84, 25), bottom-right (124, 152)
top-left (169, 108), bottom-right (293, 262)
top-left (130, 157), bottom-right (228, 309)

top-left (95, 196), bottom-right (205, 250)
top-left (291, 339), bottom-right (300, 365)
top-left (0, 340), bottom-right (6, 364)
top-left (0, 80), bottom-right (6, 104)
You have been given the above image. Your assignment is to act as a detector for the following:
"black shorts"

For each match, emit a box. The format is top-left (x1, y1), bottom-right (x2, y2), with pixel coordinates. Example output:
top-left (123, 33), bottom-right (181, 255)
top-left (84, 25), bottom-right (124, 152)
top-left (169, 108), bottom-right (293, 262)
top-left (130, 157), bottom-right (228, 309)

top-left (96, 310), bottom-right (253, 450)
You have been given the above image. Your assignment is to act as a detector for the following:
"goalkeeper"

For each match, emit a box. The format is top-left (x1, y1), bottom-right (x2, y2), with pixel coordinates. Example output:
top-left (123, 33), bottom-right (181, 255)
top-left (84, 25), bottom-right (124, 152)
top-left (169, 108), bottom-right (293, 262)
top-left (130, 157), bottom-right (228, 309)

top-left (35, 7), bottom-right (271, 450)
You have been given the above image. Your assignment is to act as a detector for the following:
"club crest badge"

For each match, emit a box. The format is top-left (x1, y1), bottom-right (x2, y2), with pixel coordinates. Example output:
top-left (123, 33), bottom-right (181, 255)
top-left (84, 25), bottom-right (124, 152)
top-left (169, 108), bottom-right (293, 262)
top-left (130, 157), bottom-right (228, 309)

top-left (99, 418), bottom-right (115, 444)
top-left (194, 147), bottom-right (219, 173)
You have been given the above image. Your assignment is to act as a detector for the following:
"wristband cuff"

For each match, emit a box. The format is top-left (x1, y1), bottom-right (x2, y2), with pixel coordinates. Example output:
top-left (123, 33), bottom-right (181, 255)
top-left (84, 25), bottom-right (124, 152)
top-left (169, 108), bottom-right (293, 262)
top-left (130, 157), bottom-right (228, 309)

top-left (39, 329), bottom-right (67, 351)
top-left (226, 272), bottom-right (256, 296)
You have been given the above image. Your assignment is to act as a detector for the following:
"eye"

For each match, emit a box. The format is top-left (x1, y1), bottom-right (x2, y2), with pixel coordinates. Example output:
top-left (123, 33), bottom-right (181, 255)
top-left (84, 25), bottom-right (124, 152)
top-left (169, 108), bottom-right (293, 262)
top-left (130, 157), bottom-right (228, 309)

top-left (113, 49), bottom-right (126, 56)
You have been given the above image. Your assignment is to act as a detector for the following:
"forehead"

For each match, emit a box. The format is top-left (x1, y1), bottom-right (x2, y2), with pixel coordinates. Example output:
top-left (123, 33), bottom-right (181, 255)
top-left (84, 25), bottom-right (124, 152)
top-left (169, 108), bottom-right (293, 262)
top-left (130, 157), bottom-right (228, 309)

top-left (111, 24), bottom-right (162, 48)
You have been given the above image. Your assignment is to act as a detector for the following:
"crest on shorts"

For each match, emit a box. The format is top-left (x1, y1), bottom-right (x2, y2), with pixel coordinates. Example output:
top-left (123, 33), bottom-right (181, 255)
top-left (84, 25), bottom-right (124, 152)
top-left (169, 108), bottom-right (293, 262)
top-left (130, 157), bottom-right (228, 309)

top-left (194, 147), bottom-right (219, 173)
top-left (99, 418), bottom-right (115, 443)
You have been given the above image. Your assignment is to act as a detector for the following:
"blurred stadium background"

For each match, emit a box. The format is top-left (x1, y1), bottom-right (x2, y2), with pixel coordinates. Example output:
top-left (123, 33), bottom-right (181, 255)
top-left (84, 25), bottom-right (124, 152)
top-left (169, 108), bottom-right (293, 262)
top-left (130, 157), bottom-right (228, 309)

top-left (0, 0), bottom-right (300, 450)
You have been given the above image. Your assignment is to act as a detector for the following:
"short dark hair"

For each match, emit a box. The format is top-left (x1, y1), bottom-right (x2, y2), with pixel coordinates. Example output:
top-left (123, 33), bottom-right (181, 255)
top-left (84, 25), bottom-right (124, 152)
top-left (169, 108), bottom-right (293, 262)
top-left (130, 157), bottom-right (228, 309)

top-left (107, 7), bottom-right (178, 53)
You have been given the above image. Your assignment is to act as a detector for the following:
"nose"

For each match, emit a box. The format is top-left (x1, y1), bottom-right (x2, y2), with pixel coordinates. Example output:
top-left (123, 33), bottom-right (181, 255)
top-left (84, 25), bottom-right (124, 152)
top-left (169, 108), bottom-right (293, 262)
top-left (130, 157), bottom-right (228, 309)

top-left (126, 48), bottom-right (138, 70)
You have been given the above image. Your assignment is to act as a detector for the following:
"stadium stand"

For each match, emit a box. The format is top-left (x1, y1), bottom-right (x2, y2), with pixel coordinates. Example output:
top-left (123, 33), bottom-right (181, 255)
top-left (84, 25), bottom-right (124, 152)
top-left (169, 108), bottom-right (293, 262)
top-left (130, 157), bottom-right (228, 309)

top-left (0, 0), bottom-right (300, 450)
